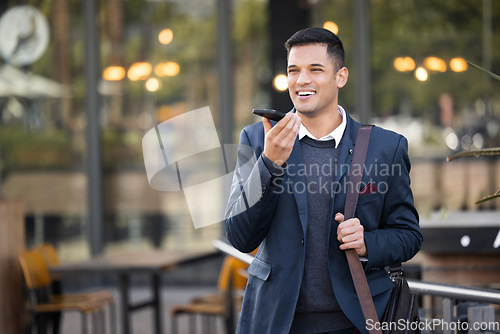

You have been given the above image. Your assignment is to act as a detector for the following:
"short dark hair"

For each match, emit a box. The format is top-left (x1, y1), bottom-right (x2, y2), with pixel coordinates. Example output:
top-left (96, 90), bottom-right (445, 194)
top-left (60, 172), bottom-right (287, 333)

top-left (284, 27), bottom-right (345, 70)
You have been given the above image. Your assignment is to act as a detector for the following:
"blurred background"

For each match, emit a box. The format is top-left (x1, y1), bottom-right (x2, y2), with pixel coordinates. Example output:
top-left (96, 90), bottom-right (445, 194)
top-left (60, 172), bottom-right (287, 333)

top-left (0, 0), bottom-right (499, 282)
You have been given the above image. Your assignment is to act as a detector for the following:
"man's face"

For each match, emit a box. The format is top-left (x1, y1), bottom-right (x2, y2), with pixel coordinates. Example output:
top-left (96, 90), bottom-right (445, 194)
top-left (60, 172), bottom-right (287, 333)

top-left (287, 43), bottom-right (345, 116)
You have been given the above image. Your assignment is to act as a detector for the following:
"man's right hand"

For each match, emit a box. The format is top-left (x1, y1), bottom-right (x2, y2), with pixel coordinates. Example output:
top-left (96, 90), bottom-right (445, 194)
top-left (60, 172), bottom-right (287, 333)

top-left (262, 112), bottom-right (301, 166)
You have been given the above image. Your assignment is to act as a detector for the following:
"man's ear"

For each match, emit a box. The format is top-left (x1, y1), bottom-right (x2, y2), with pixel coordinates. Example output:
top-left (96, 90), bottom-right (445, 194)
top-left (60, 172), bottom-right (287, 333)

top-left (336, 67), bottom-right (349, 88)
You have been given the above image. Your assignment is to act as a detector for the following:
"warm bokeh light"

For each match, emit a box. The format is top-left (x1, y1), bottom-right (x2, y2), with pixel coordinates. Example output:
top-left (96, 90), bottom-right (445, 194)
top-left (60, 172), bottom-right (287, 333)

top-left (415, 67), bottom-right (428, 81)
top-left (424, 57), bottom-right (446, 72)
top-left (156, 104), bottom-right (184, 122)
top-left (157, 105), bottom-right (171, 122)
top-left (154, 62), bottom-right (180, 77)
top-left (393, 57), bottom-right (415, 72)
top-left (102, 66), bottom-right (126, 81)
top-left (450, 58), bottom-right (468, 72)
top-left (323, 21), bottom-right (339, 35)
top-left (127, 62), bottom-right (152, 81)
top-left (158, 28), bottom-right (174, 45)
top-left (145, 78), bottom-right (160, 92)
top-left (273, 74), bottom-right (288, 91)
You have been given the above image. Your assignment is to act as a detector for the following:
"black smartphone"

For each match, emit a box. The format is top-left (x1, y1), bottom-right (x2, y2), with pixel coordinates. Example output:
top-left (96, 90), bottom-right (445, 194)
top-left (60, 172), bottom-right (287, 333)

top-left (252, 109), bottom-right (288, 122)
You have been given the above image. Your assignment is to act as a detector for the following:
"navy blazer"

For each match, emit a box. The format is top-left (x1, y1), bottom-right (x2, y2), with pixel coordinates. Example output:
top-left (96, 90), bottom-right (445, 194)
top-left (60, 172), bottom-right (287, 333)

top-left (224, 110), bottom-right (422, 334)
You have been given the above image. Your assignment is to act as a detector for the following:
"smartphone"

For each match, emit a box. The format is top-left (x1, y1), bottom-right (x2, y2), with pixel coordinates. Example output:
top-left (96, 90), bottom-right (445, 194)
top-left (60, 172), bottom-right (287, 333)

top-left (252, 109), bottom-right (288, 122)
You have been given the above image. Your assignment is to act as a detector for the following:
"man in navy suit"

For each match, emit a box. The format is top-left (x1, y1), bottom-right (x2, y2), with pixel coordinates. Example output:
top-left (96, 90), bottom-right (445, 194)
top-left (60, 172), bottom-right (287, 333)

top-left (224, 27), bottom-right (422, 334)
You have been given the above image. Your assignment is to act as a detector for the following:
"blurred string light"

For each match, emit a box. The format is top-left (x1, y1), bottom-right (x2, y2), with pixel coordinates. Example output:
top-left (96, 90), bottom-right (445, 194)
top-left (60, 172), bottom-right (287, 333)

top-left (158, 28), bottom-right (173, 45)
top-left (128, 62), bottom-right (152, 81)
top-left (273, 74), bottom-right (288, 91)
top-left (102, 66), bottom-right (126, 81)
top-left (445, 132), bottom-right (459, 150)
top-left (450, 58), bottom-right (468, 72)
top-left (393, 57), bottom-right (415, 72)
top-left (154, 62), bottom-right (180, 77)
top-left (472, 133), bottom-right (484, 149)
top-left (104, 58), bottom-right (182, 83)
top-left (145, 78), bottom-right (160, 92)
top-left (395, 56), bottom-right (468, 81)
top-left (323, 21), bottom-right (339, 35)
top-left (461, 134), bottom-right (472, 150)
top-left (424, 57), bottom-right (446, 72)
top-left (414, 67), bottom-right (428, 81)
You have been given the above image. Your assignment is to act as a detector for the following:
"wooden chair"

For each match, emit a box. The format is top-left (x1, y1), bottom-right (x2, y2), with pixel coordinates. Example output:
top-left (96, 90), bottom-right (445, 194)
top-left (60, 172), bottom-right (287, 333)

top-left (18, 250), bottom-right (110, 334)
top-left (33, 243), bottom-right (116, 334)
top-left (169, 255), bottom-right (249, 334)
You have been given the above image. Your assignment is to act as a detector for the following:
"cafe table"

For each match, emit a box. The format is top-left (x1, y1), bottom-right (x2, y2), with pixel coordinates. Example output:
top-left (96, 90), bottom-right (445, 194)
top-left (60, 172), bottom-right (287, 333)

top-left (50, 249), bottom-right (218, 334)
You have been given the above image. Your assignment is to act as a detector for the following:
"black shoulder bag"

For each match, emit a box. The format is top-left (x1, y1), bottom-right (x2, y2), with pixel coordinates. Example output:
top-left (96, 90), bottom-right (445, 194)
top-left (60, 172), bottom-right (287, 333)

top-left (380, 264), bottom-right (420, 334)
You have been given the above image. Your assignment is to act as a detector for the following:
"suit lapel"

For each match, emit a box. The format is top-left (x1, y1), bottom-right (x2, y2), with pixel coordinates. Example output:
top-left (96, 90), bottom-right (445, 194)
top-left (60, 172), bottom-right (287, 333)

top-left (332, 114), bottom-right (360, 187)
top-left (287, 136), bottom-right (308, 236)
top-left (277, 108), bottom-right (308, 236)
top-left (329, 114), bottom-right (361, 239)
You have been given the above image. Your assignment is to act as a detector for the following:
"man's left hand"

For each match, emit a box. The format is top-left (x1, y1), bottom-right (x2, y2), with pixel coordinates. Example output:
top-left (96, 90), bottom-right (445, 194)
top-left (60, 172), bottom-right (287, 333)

top-left (335, 213), bottom-right (367, 257)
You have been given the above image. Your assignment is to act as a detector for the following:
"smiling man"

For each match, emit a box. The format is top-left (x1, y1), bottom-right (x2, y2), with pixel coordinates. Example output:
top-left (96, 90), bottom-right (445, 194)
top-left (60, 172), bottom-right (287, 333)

top-left (225, 28), bottom-right (422, 334)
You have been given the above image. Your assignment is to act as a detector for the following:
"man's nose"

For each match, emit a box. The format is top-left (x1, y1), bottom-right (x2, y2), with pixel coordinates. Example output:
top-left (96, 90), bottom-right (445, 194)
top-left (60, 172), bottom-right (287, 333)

top-left (296, 70), bottom-right (312, 85)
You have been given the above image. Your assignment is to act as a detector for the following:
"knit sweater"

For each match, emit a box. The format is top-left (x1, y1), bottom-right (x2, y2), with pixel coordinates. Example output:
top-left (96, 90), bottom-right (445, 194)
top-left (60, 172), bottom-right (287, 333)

top-left (290, 136), bottom-right (353, 333)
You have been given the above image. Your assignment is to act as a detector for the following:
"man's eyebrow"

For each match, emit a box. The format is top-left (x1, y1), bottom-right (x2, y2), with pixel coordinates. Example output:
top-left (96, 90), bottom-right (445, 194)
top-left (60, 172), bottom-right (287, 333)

top-left (287, 63), bottom-right (325, 68)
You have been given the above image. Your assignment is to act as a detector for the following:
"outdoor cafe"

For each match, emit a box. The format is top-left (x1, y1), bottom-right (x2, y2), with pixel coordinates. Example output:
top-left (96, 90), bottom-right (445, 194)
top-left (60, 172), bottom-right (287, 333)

top-left (0, 0), bottom-right (500, 333)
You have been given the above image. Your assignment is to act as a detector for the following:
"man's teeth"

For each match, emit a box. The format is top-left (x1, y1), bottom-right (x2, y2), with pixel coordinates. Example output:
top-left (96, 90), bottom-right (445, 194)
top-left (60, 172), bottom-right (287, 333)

top-left (298, 91), bottom-right (315, 96)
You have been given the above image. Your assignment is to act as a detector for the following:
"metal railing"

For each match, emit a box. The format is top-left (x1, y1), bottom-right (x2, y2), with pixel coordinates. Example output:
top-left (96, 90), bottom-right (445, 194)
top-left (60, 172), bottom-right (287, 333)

top-left (408, 279), bottom-right (500, 304)
top-left (213, 239), bottom-right (500, 334)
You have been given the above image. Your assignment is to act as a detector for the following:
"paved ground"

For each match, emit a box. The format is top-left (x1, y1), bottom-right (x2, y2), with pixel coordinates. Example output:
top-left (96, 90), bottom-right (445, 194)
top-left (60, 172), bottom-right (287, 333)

top-left (59, 286), bottom-right (228, 334)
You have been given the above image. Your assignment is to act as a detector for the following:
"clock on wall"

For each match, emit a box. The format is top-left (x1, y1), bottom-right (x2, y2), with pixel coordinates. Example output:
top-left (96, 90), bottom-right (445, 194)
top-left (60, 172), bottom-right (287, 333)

top-left (0, 5), bottom-right (50, 66)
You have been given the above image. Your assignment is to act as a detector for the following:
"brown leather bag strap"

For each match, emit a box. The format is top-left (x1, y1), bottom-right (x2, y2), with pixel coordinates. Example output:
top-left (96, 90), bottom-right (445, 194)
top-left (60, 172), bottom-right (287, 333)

top-left (344, 125), bottom-right (382, 334)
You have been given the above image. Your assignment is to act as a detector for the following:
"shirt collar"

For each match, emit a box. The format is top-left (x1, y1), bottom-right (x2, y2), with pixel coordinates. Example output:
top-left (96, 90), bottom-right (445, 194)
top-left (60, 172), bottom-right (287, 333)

top-left (298, 105), bottom-right (347, 148)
